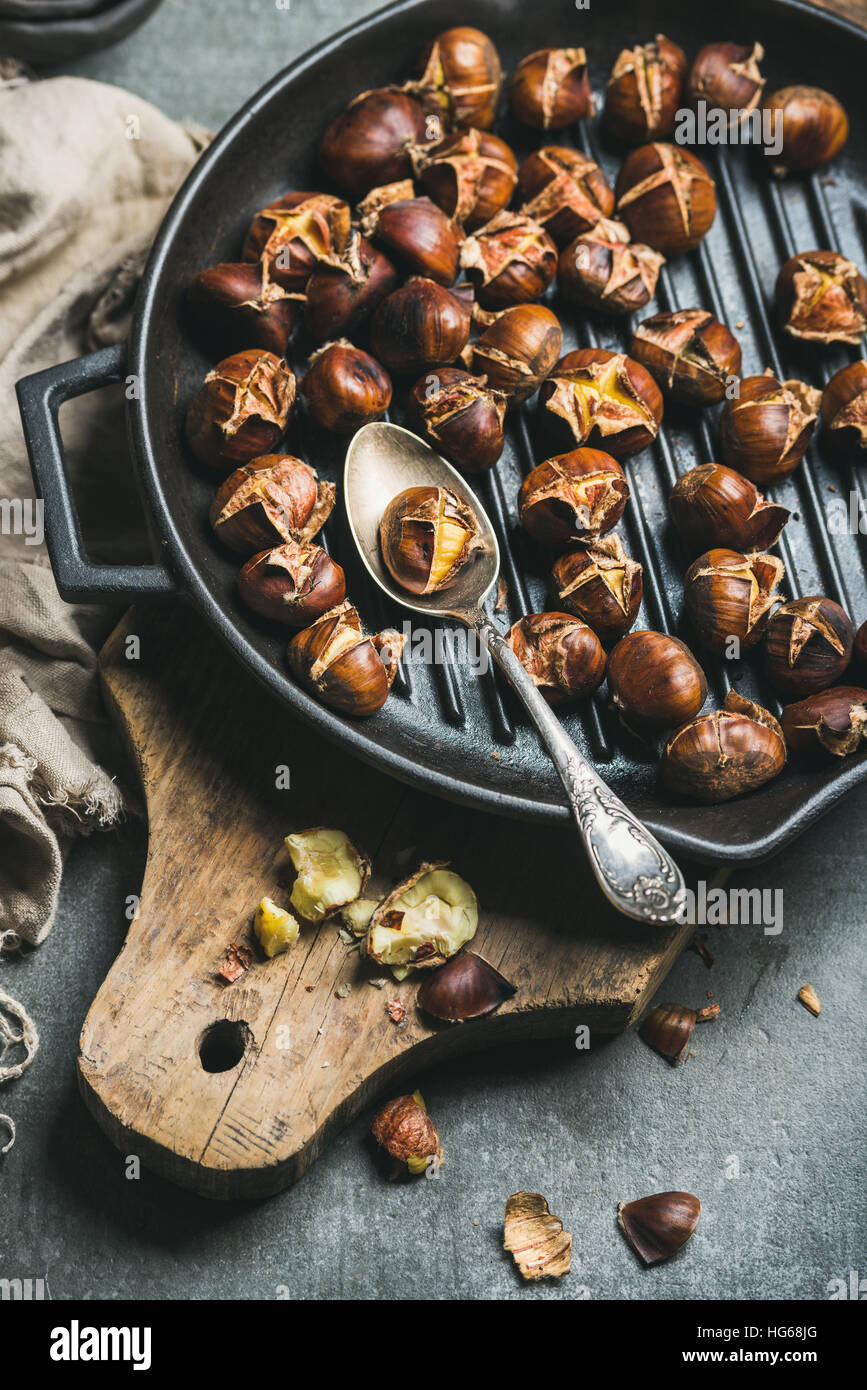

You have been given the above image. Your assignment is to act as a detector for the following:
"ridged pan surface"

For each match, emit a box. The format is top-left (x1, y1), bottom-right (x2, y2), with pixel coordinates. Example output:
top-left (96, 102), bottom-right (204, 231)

top-left (127, 0), bottom-right (867, 861)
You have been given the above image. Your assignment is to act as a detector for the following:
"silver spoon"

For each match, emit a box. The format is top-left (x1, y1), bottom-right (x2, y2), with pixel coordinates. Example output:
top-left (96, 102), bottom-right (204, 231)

top-left (344, 422), bottom-right (686, 925)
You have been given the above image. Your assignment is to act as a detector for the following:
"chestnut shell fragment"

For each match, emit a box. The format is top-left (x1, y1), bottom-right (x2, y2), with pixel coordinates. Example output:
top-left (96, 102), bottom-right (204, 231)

top-left (618, 1191), bottom-right (701, 1266)
top-left (417, 952), bottom-right (517, 1022)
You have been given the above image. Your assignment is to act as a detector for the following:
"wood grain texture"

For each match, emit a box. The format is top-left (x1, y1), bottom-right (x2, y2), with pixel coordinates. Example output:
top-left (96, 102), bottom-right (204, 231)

top-left (78, 605), bottom-right (697, 1199)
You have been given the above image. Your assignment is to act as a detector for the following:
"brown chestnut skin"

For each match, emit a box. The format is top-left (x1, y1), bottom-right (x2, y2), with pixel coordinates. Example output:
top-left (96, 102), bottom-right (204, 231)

top-left (552, 534), bottom-right (643, 643)
top-left (780, 685), bottom-right (867, 758)
top-left (516, 147), bottom-right (614, 246)
top-left (508, 48), bottom-right (593, 130)
top-left (661, 691), bottom-right (786, 804)
top-left (762, 596), bottom-right (855, 698)
top-left (302, 341), bottom-right (392, 434)
top-left (507, 612), bottom-right (606, 706)
top-left (414, 26), bottom-right (503, 130)
top-left (369, 278), bottom-right (471, 377)
top-left (357, 185), bottom-right (461, 286)
top-left (318, 88), bottom-right (431, 198)
top-left (379, 485), bottom-right (482, 594)
top-left (288, 601), bottom-right (404, 717)
top-left (242, 191), bottom-right (351, 291)
top-left (185, 350), bottom-right (295, 472)
top-left (186, 262), bottom-right (301, 357)
top-left (411, 128), bottom-right (517, 232)
top-left (558, 218), bottom-right (664, 317)
top-left (618, 1192), bottom-right (701, 1266)
top-left (539, 348), bottom-right (664, 460)
top-left (470, 304), bottom-right (562, 405)
top-left (518, 449), bottom-right (628, 549)
top-left (616, 143), bottom-right (716, 255)
top-left (459, 211), bottom-right (557, 310)
top-left (407, 367), bottom-right (506, 472)
top-left (669, 463), bottom-right (790, 556)
top-left (209, 454), bottom-right (334, 554)
top-left (639, 1002), bottom-right (719, 1068)
top-left (765, 86), bottom-right (848, 174)
top-left (304, 234), bottom-right (399, 345)
top-left (775, 250), bottom-right (867, 348)
top-left (688, 42), bottom-right (765, 118)
top-left (683, 548), bottom-right (785, 657)
top-left (604, 35), bottom-right (688, 144)
top-left (855, 621), bottom-right (867, 676)
top-left (630, 309), bottom-right (741, 406)
top-left (720, 373), bottom-right (821, 485)
top-left (821, 361), bottom-right (867, 449)
top-left (238, 541), bottom-right (346, 626)
top-left (416, 952), bottom-right (516, 1022)
top-left (607, 630), bottom-right (707, 732)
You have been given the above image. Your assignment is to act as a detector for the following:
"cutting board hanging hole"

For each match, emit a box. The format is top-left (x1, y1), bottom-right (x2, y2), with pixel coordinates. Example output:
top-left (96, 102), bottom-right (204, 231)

top-left (198, 1020), bottom-right (251, 1073)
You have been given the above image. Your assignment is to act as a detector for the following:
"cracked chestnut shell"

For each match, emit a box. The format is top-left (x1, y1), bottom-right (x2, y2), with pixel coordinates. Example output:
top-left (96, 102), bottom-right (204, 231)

top-left (209, 454), bottom-right (335, 554)
top-left (508, 612), bottom-right (606, 706)
top-left (688, 41), bottom-right (765, 118)
top-left (185, 350), bottom-right (295, 472)
top-left (508, 47), bottom-right (593, 130)
top-left (821, 361), bottom-right (867, 449)
top-left (616, 142), bottom-right (716, 255)
top-left (372, 1092), bottom-right (443, 1175)
top-left (683, 548), bottom-right (785, 657)
top-left (302, 340), bottom-right (392, 434)
top-left (669, 463), bottom-right (790, 556)
top-left (775, 251), bottom-right (867, 347)
top-left (242, 191), bottom-right (351, 291)
top-left (370, 278), bottom-right (472, 377)
top-left (558, 217), bottom-right (664, 316)
top-left (186, 261), bottom-right (302, 357)
top-left (639, 1001), bottom-right (720, 1066)
top-left (517, 147), bottom-right (614, 246)
top-left (238, 541), bottom-right (346, 626)
top-left (538, 348), bottom-right (663, 459)
top-left (518, 449), bottom-right (628, 548)
top-left (855, 621), bottom-right (867, 676)
top-left (366, 863), bottom-right (479, 969)
top-left (604, 34), bottom-right (688, 144)
top-left (720, 372), bottom-right (821, 485)
top-left (763, 596), bottom-right (855, 698)
top-left (469, 304), bottom-right (562, 404)
top-left (460, 210), bottom-right (557, 309)
top-left (411, 127), bottom-right (517, 231)
top-left (304, 233), bottom-right (399, 344)
top-left (551, 534), bottom-right (643, 643)
top-left (417, 952), bottom-right (516, 1022)
top-left (318, 88), bottom-right (432, 198)
top-left (357, 182), bottom-right (461, 285)
top-left (765, 86), bottom-right (848, 174)
top-left (630, 309), bottom-right (741, 406)
top-left (407, 367), bottom-right (506, 472)
top-left (287, 601), bottom-right (404, 716)
top-left (412, 25), bottom-right (502, 130)
top-left (607, 630), bottom-right (707, 732)
top-left (380, 484), bottom-right (483, 594)
top-left (781, 685), bottom-right (867, 758)
top-left (661, 691), bottom-right (786, 803)
top-left (618, 1192), bottom-right (701, 1266)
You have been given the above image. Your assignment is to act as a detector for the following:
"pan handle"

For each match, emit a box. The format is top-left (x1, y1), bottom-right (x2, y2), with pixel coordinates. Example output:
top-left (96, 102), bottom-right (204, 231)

top-left (15, 343), bottom-right (177, 602)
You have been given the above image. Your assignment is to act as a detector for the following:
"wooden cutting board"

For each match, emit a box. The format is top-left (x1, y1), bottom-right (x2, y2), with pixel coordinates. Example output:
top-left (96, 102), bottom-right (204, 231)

top-left (77, 605), bottom-right (697, 1199)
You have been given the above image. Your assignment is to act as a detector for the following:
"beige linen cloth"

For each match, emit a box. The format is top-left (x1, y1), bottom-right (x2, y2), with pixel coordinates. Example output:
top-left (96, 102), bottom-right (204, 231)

top-left (0, 61), bottom-right (209, 947)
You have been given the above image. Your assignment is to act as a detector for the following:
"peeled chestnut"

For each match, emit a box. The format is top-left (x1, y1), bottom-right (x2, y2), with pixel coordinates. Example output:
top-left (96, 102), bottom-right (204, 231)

top-left (683, 548), bottom-right (784, 657)
top-left (357, 181), bottom-right (461, 285)
top-left (304, 233), bottom-right (399, 344)
top-left (763, 596), bottom-right (855, 697)
top-left (411, 127), bottom-right (517, 231)
top-left (661, 691), bottom-right (786, 803)
top-left (781, 685), bottom-right (867, 757)
top-left (380, 485), bottom-right (482, 594)
top-left (669, 463), bottom-right (790, 556)
top-left (302, 340), bottom-right (391, 434)
top-left (639, 1000), bottom-right (720, 1067)
top-left (407, 367), bottom-right (505, 472)
top-left (775, 250), bottom-right (867, 347)
top-left (604, 35), bottom-right (688, 144)
top-left (765, 86), bottom-right (848, 174)
top-left (370, 278), bottom-right (471, 376)
top-left (618, 1191), bottom-right (701, 1266)
top-left (417, 952), bottom-right (516, 1022)
top-left (508, 48), bottom-right (593, 130)
top-left (185, 350), bottom-right (295, 472)
top-left (238, 541), bottom-right (345, 626)
top-left (821, 361), bottom-right (867, 450)
top-left (288, 601), bottom-right (404, 716)
top-left (209, 454), bottom-right (335, 554)
top-left (551, 534), bottom-right (643, 643)
top-left (412, 26), bottom-right (502, 130)
top-left (242, 191), bottom-right (351, 291)
top-left (371, 1092), bottom-right (442, 1175)
top-left (688, 41), bottom-right (765, 119)
top-left (539, 348), bottom-right (663, 460)
top-left (720, 372), bottom-right (821, 484)
top-left (607, 631), bottom-right (707, 732)
top-left (516, 147), bottom-right (614, 246)
top-left (460, 210), bottom-right (557, 309)
top-left (469, 304), bottom-right (562, 404)
top-left (318, 88), bottom-right (431, 198)
top-left (630, 309), bottom-right (741, 406)
top-left (558, 218), bottom-right (664, 316)
top-left (186, 262), bottom-right (301, 357)
top-left (518, 449), bottom-right (628, 548)
top-left (507, 612), bottom-right (606, 705)
top-left (616, 143), bottom-right (716, 255)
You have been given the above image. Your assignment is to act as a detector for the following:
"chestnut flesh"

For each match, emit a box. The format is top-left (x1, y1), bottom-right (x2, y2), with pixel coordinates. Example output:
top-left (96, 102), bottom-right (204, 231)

top-left (380, 484), bottom-right (482, 594)
top-left (539, 347), bottom-right (663, 460)
top-left (775, 250), bottom-right (867, 348)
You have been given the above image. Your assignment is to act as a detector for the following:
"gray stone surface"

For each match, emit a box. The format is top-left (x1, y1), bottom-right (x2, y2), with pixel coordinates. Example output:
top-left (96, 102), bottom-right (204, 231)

top-left (3, 0), bottom-right (864, 1302)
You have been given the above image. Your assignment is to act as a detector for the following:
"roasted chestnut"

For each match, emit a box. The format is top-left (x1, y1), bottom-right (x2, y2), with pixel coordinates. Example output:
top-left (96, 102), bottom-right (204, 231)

top-left (616, 143), bottom-right (716, 255)
top-left (238, 541), bottom-right (346, 626)
top-left (508, 47), bottom-right (593, 130)
top-left (412, 26), bottom-right (502, 130)
top-left (630, 309), bottom-right (741, 406)
top-left (186, 262), bottom-right (302, 357)
top-left (538, 348), bottom-right (664, 459)
top-left (380, 484), bottom-right (482, 594)
top-left (518, 449), bottom-right (628, 548)
top-left (407, 367), bottom-right (506, 472)
top-left (209, 454), bottom-right (335, 554)
top-left (775, 250), bottom-right (867, 347)
top-left (410, 127), bottom-right (517, 231)
top-left (416, 952), bottom-right (516, 1022)
top-left (604, 34), bottom-right (688, 144)
top-left (765, 86), bottom-right (848, 174)
top-left (460, 210), bottom-right (557, 309)
top-left (507, 612), bottom-right (606, 705)
top-left (287, 601), bottom-right (404, 716)
top-left (318, 88), bottom-right (431, 198)
top-left (242, 191), bottom-right (351, 290)
top-left (516, 147), bottom-right (614, 246)
top-left (301, 340), bottom-right (392, 434)
top-left (821, 361), bottom-right (867, 449)
top-left (369, 278), bottom-right (471, 376)
top-left (762, 596), bottom-right (855, 697)
top-left (469, 303), bottom-right (562, 404)
top-left (781, 685), bottom-right (867, 757)
top-left (558, 218), bottom-right (664, 316)
top-left (618, 1192), bottom-right (701, 1266)
top-left (185, 350), bottom-right (295, 472)
top-left (371, 1092), bottom-right (443, 1176)
top-left (304, 232), bottom-right (399, 344)
top-left (855, 621), bottom-right (867, 675)
top-left (720, 371), bottom-right (821, 484)
top-left (668, 463), bottom-right (790, 555)
top-left (357, 181), bottom-right (461, 285)
top-left (607, 630), bottom-right (707, 732)
top-left (551, 534), bottom-right (643, 643)
top-left (661, 691), bottom-right (786, 803)
top-left (683, 548), bottom-right (785, 657)
top-left (688, 41), bottom-right (765, 119)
